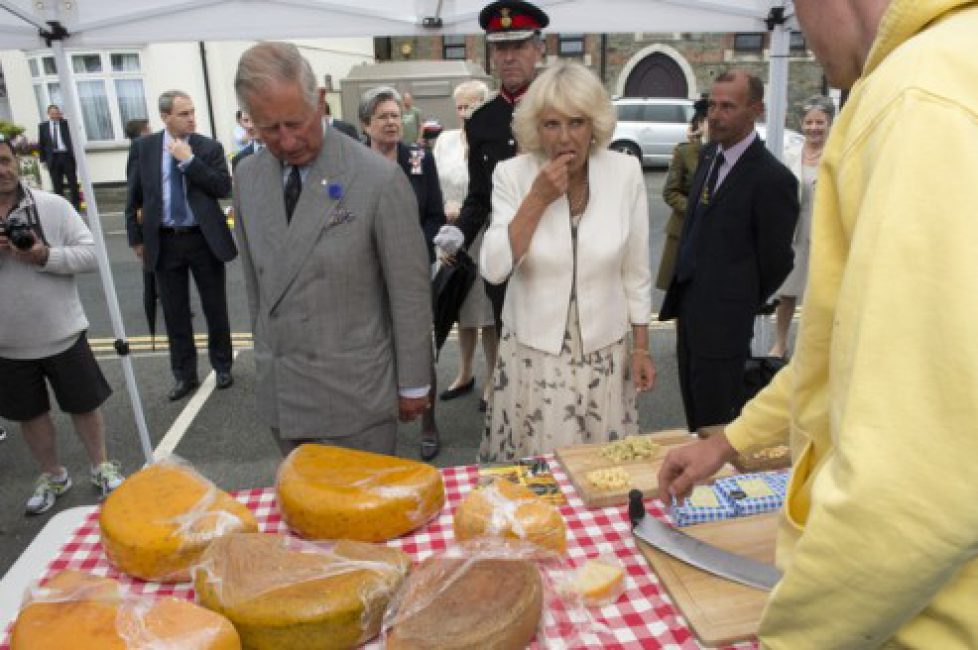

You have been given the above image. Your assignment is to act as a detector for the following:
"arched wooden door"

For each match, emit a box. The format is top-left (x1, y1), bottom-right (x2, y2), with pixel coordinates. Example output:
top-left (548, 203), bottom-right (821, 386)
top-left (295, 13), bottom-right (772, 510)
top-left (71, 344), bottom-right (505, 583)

top-left (623, 52), bottom-right (687, 98)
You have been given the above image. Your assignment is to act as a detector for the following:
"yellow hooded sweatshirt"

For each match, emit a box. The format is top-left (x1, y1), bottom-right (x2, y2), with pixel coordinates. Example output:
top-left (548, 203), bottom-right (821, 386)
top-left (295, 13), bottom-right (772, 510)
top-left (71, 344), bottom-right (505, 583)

top-left (724, 0), bottom-right (978, 647)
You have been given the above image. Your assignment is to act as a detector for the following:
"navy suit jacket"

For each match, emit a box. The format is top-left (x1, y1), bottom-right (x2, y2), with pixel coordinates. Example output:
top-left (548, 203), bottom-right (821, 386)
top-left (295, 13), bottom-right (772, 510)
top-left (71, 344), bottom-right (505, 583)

top-left (396, 142), bottom-right (445, 263)
top-left (659, 137), bottom-right (799, 358)
top-left (125, 131), bottom-right (235, 270)
top-left (37, 120), bottom-right (73, 166)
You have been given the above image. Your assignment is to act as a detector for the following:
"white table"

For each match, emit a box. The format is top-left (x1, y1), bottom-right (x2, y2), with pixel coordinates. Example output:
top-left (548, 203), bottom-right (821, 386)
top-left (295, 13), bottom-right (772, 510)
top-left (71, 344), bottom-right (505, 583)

top-left (0, 506), bottom-right (95, 631)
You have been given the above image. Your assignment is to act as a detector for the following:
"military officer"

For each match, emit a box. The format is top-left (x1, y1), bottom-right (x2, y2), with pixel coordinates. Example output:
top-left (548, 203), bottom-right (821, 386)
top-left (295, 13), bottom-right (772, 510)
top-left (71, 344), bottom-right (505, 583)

top-left (440, 0), bottom-right (549, 332)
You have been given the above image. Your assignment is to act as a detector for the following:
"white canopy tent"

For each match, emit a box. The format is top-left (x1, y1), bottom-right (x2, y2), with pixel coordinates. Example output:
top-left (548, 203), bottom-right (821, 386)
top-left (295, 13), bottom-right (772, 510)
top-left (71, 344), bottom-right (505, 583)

top-left (0, 0), bottom-right (799, 462)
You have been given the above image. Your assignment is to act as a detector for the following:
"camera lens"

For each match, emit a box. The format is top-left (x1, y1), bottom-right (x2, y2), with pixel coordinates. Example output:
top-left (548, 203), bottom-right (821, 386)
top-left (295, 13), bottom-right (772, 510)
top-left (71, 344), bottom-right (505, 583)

top-left (11, 230), bottom-right (35, 251)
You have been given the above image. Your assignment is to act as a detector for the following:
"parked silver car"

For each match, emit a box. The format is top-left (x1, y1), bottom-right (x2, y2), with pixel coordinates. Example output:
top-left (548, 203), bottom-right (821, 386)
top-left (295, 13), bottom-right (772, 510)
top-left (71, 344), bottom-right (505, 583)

top-left (609, 97), bottom-right (803, 167)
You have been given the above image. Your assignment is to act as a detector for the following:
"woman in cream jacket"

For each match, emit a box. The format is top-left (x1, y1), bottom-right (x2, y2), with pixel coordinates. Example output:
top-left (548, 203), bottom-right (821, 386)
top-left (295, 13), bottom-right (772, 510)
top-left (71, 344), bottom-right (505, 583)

top-left (479, 61), bottom-right (654, 461)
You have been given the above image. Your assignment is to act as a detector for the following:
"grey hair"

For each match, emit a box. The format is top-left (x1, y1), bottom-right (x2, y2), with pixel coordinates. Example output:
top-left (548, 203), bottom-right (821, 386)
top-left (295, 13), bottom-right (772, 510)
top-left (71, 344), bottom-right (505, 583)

top-left (453, 79), bottom-right (490, 105)
top-left (800, 94), bottom-right (836, 123)
top-left (235, 42), bottom-right (318, 112)
top-left (358, 86), bottom-right (402, 125)
top-left (158, 90), bottom-right (191, 115)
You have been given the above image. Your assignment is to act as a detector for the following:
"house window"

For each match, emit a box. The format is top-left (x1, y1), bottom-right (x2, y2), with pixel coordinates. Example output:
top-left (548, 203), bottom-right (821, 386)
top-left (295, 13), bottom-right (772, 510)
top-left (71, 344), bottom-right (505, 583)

top-left (558, 34), bottom-right (585, 57)
top-left (29, 50), bottom-right (149, 143)
top-left (734, 33), bottom-right (764, 52)
top-left (789, 31), bottom-right (807, 52)
top-left (443, 35), bottom-right (466, 60)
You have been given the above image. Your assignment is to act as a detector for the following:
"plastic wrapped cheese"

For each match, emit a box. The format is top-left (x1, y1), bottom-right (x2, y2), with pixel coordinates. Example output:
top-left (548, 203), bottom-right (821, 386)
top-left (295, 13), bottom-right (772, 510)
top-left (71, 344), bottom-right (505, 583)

top-left (194, 533), bottom-right (410, 650)
top-left (99, 459), bottom-right (259, 582)
top-left (453, 478), bottom-right (567, 554)
top-left (276, 444), bottom-right (444, 541)
top-left (9, 570), bottom-right (240, 649)
top-left (385, 554), bottom-right (543, 649)
top-left (560, 555), bottom-right (627, 606)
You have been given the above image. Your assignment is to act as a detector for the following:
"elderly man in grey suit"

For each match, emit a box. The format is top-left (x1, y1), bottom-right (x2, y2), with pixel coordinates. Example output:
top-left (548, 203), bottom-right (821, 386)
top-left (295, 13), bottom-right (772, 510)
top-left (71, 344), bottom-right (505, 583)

top-left (232, 42), bottom-right (432, 456)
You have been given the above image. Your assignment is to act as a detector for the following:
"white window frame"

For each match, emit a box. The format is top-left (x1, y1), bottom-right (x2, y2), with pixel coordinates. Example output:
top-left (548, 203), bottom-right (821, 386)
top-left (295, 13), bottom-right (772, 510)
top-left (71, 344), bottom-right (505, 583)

top-left (29, 50), bottom-right (149, 145)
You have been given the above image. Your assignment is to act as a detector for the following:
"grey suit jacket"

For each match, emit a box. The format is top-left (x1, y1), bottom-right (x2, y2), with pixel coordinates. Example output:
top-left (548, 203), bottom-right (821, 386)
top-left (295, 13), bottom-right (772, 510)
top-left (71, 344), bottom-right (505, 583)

top-left (233, 128), bottom-right (433, 439)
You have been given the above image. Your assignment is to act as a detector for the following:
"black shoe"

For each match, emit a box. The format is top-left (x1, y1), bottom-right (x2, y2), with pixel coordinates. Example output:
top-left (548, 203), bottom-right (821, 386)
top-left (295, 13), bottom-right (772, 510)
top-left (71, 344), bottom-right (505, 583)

top-left (420, 435), bottom-right (441, 462)
top-left (216, 371), bottom-right (233, 389)
top-left (478, 399), bottom-right (488, 413)
top-left (168, 378), bottom-right (199, 401)
top-left (439, 377), bottom-right (475, 401)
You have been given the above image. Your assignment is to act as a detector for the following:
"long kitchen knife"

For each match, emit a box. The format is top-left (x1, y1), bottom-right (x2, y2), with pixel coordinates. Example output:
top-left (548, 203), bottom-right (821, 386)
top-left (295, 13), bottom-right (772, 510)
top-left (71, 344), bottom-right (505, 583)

top-left (629, 490), bottom-right (781, 591)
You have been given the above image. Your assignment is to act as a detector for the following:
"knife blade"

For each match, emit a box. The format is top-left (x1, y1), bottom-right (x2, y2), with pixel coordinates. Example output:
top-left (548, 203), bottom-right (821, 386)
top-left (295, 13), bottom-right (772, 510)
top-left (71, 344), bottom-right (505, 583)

top-left (633, 514), bottom-right (781, 591)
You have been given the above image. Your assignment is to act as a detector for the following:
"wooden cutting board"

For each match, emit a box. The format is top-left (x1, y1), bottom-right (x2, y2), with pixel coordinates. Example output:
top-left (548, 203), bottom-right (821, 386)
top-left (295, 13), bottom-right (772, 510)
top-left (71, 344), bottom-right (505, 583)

top-left (555, 430), bottom-right (734, 508)
top-left (636, 513), bottom-right (778, 647)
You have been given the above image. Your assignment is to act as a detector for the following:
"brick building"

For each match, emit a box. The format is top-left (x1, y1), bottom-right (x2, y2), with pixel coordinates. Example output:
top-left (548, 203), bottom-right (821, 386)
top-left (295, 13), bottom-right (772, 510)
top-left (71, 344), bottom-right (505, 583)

top-left (380, 31), bottom-right (827, 131)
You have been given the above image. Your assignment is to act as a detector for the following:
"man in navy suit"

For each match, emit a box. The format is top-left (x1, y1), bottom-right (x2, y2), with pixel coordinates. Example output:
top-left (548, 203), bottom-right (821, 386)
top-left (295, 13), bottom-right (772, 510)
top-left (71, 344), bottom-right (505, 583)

top-left (659, 70), bottom-right (799, 432)
top-left (231, 110), bottom-right (260, 172)
top-left (37, 105), bottom-right (80, 210)
top-left (125, 90), bottom-right (236, 401)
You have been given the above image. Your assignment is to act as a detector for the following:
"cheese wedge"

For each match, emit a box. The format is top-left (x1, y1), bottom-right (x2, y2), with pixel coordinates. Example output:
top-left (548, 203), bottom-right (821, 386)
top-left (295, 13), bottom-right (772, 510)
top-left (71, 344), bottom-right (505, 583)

top-left (99, 462), bottom-right (258, 582)
top-left (10, 570), bottom-right (240, 650)
top-left (453, 478), bottom-right (567, 554)
top-left (276, 444), bottom-right (445, 541)
top-left (564, 557), bottom-right (626, 605)
top-left (194, 533), bottom-right (410, 650)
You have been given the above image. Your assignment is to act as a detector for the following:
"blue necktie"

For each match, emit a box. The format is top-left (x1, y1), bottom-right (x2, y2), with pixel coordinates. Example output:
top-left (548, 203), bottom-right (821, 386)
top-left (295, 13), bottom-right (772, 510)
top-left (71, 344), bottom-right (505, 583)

top-left (170, 155), bottom-right (189, 226)
top-left (675, 151), bottom-right (724, 283)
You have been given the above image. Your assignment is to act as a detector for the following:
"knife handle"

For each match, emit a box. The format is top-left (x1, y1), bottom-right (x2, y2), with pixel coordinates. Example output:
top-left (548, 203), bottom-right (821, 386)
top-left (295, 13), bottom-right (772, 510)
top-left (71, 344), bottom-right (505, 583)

top-left (628, 489), bottom-right (645, 528)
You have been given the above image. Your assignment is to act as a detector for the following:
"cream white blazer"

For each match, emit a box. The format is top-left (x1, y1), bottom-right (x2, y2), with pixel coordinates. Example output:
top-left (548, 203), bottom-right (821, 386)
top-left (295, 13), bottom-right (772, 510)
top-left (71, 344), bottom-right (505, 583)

top-left (481, 149), bottom-right (652, 355)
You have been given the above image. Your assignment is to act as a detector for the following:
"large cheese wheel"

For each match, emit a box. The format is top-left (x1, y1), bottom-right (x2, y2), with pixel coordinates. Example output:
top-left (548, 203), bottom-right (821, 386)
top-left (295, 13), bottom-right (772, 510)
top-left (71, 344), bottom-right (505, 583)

top-left (453, 478), bottom-right (567, 554)
top-left (10, 570), bottom-right (240, 650)
top-left (276, 444), bottom-right (445, 541)
top-left (99, 462), bottom-right (259, 581)
top-left (194, 533), bottom-right (410, 650)
top-left (386, 557), bottom-right (543, 649)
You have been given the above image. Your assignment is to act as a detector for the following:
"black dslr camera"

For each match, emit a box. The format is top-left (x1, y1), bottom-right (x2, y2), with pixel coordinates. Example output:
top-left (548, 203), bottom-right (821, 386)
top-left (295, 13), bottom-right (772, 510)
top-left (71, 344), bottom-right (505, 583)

top-left (0, 215), bottom-right (36, 251)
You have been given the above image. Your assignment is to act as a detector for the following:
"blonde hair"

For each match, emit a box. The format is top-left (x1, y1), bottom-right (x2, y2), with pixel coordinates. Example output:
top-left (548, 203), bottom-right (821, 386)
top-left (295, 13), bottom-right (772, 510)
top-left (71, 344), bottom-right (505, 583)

top-left (512, 61), bottom-right (615, 156)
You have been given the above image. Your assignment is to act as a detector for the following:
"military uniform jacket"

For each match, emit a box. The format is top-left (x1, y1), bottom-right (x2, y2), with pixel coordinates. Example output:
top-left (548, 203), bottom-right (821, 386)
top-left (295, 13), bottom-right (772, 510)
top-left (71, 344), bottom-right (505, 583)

top-left (456, 93), bottom-right (518, 247)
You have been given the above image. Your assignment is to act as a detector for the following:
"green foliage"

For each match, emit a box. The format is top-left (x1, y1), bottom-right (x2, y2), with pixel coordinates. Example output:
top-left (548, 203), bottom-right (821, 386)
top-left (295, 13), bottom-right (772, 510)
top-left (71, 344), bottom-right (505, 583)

top-left (0, 119), bottom-right (26, 140)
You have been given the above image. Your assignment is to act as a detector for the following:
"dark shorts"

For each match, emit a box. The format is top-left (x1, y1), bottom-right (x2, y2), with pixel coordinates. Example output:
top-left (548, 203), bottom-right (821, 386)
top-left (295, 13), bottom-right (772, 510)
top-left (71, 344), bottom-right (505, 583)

top-left (0, 333), bottom-right (112, 422)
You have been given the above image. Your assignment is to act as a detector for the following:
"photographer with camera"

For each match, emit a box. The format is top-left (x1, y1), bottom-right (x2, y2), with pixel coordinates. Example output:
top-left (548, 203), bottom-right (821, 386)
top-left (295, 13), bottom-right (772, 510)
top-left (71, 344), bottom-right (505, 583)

top-left (0, 135), bottom-right (124, 516)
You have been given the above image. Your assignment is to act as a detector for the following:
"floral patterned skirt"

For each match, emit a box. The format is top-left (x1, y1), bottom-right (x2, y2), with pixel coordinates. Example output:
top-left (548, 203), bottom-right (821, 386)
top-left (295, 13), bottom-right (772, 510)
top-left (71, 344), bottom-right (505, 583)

top-left (479, 296), bottom-right (639, 462)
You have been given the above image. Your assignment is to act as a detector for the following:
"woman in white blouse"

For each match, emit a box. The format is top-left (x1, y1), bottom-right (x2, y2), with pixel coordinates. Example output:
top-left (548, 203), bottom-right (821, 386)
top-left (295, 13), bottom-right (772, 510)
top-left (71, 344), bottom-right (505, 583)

top-left (768, 95), bottom-right (835, 358)
top-left (433, 80), bottom-right (498, 411)
top-left (479, 61), bottom-right (655, 461)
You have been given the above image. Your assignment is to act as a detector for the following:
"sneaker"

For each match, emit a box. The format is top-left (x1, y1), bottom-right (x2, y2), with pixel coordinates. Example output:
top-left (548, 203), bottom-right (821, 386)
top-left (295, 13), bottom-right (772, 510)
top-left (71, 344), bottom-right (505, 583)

top-left (91, 461), bottom-right (125, 499)
top-left (25, 471), bottom-right (73, 516)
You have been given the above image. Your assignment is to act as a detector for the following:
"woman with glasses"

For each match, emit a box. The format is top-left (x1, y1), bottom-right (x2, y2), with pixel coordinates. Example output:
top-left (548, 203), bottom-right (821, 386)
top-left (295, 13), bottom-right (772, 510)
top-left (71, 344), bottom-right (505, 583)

top-left (359, 86), bottom-right (446, 460)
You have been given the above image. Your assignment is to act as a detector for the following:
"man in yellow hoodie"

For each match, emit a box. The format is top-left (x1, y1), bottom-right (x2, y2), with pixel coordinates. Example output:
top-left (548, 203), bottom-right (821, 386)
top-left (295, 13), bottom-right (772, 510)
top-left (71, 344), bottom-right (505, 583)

top-left (658, 0), bottom-right (978, 647)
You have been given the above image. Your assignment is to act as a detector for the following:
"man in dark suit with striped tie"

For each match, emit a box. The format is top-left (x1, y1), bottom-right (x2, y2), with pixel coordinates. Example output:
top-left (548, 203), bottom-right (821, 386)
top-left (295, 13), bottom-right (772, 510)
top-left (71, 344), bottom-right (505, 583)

top-left (125, 90), bottom-right (236, 401)
top-left (37, 105), bottom-right (81, 210)
top-left (659, 70), bottom-right (799, 432)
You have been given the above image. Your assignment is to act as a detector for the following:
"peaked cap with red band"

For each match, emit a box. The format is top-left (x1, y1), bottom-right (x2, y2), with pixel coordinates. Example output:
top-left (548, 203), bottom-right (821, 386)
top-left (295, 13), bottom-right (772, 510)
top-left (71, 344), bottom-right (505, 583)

top-left (479, 0), bottom-right (550, 43)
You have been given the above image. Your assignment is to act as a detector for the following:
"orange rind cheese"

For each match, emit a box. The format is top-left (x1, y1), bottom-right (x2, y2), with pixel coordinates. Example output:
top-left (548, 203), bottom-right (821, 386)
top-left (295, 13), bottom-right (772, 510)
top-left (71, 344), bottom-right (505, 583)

top-left (194, 533), bottom-right (410, 649)
top-left (10, 570), bottom-right (240, 650)
top-left (453, 478), bottom-right (567, 554)
top-left (276, 444), bottom-right (445, 541)
top-left (99, 462), bottom-right (258, 582)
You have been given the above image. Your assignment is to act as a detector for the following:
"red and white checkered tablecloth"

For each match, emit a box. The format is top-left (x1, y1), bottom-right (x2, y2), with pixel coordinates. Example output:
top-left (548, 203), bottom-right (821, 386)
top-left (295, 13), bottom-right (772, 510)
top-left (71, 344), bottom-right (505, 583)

top-left (1, 459), bottom-right (758, 649)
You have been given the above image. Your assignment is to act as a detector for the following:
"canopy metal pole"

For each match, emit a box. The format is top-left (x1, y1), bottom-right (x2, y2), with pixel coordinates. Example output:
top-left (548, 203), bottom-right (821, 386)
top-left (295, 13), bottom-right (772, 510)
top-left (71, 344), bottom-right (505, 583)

top-left (765, 2), bottom-right (791, 161)
top-left (50, 37), bottom-right (155, 464)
